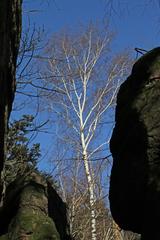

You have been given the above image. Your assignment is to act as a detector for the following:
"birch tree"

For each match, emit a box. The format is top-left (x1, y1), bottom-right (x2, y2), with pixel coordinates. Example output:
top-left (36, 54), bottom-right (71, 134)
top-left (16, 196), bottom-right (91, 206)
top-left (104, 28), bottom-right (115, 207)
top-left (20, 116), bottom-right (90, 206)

top-left (40, 24), bottom-right (131, 240)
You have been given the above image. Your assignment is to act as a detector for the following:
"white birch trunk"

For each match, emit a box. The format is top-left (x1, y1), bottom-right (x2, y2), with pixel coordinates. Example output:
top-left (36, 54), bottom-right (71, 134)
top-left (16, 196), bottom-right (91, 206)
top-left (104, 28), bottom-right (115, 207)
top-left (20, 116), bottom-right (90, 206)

top-left (81, 127), bottom-right (97, 240)
top-left (83, 152), bottom-right (97, 240)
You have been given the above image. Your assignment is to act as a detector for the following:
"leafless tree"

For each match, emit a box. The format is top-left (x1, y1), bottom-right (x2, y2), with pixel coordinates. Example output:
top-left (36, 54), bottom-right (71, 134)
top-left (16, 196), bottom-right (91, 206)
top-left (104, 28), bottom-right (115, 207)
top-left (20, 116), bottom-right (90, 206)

top-left (53, 148), bottom-right (139, 240)
top-left (39, 23), bottom-right (132, 240)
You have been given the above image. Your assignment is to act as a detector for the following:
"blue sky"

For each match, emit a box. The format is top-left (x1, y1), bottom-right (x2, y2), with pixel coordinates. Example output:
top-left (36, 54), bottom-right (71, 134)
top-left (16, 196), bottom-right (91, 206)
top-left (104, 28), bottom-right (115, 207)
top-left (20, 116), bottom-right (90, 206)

top-left (23, 1), bottom-right (160, 51)
top-left (19, 0), bottom-right (160, 171)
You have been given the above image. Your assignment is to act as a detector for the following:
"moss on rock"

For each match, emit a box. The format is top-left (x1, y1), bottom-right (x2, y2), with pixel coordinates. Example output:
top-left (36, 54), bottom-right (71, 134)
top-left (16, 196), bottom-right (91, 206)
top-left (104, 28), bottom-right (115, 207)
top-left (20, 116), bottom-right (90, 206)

top-left (0, 171), bottom-right (71, 240)
top-left (8, 208), bottom-right (60, 239)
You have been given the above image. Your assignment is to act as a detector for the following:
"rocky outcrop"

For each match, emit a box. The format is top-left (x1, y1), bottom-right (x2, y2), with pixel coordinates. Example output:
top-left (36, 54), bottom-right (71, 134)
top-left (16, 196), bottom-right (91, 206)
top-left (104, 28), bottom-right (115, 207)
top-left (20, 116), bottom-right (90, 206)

top-left (0, 171), bottom-right (71, 240)
top-left (109, 47), bottom-right (160, 239)
top-left (0, 0), bottom-right (22, 193)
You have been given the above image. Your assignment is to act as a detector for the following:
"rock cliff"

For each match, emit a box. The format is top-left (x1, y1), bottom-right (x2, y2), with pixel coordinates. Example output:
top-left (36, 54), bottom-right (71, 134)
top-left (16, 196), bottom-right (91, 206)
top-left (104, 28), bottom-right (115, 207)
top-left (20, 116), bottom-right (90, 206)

top-left (0, 0), bottom-right (22, 174)
top-left (109, 47), bottom-right (160, 239)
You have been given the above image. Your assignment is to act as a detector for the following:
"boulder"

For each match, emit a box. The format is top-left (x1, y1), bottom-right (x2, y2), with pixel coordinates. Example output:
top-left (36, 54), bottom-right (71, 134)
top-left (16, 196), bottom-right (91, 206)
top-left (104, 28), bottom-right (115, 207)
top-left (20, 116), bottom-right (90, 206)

top-left (109, 47), bottom-right (160, 239)
top-left (0, 171), bottom-right (71, 240)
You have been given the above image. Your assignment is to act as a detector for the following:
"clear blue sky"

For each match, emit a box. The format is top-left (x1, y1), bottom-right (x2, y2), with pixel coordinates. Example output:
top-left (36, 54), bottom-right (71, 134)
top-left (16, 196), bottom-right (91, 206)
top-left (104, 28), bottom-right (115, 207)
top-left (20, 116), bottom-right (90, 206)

top-left (23, 1), bottom-right (160, 51)
top-left (20, 0), bottom-right (160, 171)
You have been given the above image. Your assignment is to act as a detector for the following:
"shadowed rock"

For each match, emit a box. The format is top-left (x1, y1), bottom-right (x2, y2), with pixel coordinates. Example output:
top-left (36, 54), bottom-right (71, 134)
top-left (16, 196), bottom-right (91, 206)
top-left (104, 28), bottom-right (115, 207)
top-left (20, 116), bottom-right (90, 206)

top-left (0, 171), bottom-right (71, 240)
top-left (109, 47), bottom-right (160, 240)
top-left (0, 0), bottom-right (22, 197)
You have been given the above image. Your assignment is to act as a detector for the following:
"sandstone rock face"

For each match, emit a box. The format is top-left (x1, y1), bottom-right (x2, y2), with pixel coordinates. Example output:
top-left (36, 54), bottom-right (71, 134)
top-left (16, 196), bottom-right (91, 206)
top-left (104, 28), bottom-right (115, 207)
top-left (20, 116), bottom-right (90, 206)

top-left (0, 171), bottom-right (71, 240)
top-left (109, 48), bottom-right (160, 239)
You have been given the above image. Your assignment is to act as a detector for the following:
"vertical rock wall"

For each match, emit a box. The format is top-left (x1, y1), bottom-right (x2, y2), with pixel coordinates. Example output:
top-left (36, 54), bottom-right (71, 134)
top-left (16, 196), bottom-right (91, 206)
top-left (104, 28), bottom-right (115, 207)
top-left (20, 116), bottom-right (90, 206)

top-left (109, 47), bottom-right (160, 239)
top-left (0, 0), bottom-right (22, 180)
